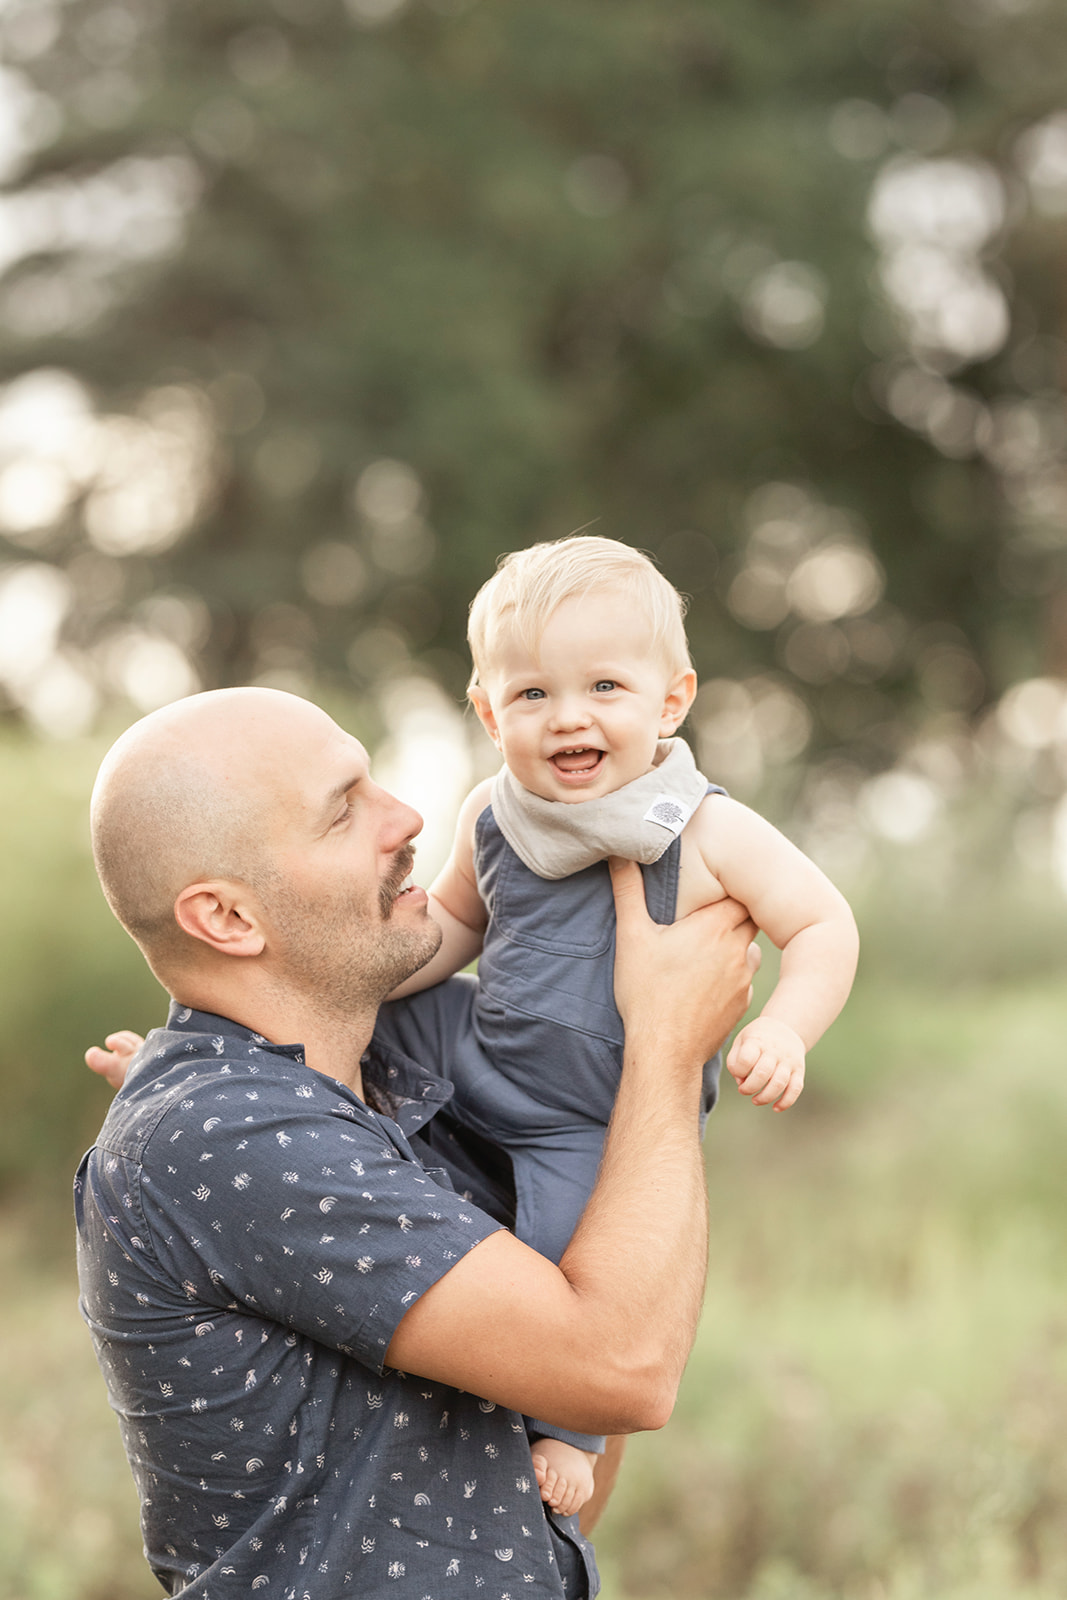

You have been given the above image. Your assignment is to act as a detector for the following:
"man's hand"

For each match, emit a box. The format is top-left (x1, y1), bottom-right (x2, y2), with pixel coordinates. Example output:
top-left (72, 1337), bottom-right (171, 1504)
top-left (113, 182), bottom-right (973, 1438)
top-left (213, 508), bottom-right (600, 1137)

top-left (609, 858), bottom-right (758, 1067)
top-left (726, 1017), bottom-right (805, 1111)
top-left (386, 862), bottom-right (759, 1436)
top-left (85, 1030), bottom-right (144, 1091)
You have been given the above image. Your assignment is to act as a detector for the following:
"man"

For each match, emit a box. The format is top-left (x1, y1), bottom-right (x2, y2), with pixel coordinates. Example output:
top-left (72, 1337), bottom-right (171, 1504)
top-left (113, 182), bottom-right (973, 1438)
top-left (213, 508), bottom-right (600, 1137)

top-left (77, 687), bottom-right (756, 1598)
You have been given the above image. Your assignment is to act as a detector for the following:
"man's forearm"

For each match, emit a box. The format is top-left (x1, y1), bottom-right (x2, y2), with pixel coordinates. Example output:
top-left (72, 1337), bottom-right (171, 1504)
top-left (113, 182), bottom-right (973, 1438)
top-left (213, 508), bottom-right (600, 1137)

top-left (542, 864), bottom-right (756, 1433)
top-left (382, 1042), bottom-right (711, 1437)
top-left (383, 873), bottom-right (755, 1432)
top-left (556, 1017), bottom-right (710, 1431)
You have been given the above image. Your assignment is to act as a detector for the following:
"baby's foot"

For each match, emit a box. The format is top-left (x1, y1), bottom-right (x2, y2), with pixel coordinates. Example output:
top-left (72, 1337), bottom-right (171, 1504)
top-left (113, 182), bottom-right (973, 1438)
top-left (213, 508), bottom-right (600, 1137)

top-left (530, 1438), bottom-right (598, 1519)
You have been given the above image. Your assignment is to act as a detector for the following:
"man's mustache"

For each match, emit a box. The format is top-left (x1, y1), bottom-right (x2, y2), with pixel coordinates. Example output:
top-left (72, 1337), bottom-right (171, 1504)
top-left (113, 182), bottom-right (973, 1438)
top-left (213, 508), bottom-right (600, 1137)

top-left (379, 847), bottom-right (415, 919)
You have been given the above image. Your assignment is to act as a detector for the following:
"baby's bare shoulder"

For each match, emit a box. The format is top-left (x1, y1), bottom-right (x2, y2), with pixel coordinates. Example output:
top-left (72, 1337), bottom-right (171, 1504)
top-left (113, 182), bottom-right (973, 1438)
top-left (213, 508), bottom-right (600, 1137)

top-left (676, 800), bottom-right (731, 918)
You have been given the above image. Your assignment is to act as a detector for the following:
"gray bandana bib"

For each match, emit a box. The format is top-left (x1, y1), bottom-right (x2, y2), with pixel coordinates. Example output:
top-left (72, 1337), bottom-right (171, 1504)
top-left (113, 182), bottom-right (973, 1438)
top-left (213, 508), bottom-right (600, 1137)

top-left (490, 736), bottom-right (710, 880)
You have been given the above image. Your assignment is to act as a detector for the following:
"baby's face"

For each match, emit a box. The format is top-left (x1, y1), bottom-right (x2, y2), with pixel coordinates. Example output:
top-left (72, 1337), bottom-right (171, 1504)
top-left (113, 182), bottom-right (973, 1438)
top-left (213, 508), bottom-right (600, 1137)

top-left (472, 590), bottom-right (695, 804)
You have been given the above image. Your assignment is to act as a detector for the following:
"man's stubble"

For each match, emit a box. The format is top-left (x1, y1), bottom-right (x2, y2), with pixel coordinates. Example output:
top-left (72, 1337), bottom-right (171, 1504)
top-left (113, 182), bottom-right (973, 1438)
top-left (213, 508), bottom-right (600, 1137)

top-left (263, 849), bottom-right (443, 1019)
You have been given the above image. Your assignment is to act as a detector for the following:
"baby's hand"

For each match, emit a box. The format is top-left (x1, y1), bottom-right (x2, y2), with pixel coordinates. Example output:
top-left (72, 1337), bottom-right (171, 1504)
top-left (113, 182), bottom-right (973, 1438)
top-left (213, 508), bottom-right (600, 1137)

top-left (726, 1018), bottom-right (805, 1112)
top-left (85, 1030), bottom-right (144, 1092)
top-left (530, 1438), bottom-right (598, 1519)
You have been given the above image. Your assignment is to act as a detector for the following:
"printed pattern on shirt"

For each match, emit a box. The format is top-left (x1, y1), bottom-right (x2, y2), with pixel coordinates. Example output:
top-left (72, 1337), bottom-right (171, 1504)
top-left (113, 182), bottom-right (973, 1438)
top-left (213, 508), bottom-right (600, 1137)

top-left (75, 1002), bottom-right (597, 1598)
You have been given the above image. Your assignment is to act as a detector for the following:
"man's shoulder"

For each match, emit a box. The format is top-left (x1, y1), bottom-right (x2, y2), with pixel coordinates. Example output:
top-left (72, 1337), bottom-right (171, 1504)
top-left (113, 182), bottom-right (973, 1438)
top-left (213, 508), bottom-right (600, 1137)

top-left (95, 1024), bottom-right (364, 1165)
top-left (121, 1025), bottom-right (297, 1102)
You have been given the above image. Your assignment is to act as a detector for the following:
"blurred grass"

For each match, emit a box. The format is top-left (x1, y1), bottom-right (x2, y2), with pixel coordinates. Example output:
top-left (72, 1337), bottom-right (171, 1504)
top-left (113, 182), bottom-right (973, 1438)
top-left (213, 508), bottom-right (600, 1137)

top-left (5, 966), bottom-right (1066, 1598)
top-left (0, 1215), bottom-right (151, 1600)
top-left (594, 974), bottom-right (1067, 1599)
top-left (4, 727), bottom-right (1067, 1596)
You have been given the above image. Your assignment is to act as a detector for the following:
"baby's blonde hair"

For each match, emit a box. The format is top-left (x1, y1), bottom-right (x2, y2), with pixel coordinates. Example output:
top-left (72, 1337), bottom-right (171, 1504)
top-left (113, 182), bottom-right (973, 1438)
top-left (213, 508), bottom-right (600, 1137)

top-left (467, 534), bottom-right (692, 690)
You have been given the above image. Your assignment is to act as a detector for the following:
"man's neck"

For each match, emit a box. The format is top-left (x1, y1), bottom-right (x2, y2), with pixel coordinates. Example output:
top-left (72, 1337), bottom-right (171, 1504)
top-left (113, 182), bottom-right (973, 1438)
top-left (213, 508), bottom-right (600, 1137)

top-left (171, 975), bottom-right (375, 1098)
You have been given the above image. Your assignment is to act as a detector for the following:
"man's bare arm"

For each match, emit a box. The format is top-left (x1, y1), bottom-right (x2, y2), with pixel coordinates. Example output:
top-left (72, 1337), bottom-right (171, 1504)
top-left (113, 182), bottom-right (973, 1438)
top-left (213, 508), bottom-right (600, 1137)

top-left (385, 862), bottom-right (757, 1435)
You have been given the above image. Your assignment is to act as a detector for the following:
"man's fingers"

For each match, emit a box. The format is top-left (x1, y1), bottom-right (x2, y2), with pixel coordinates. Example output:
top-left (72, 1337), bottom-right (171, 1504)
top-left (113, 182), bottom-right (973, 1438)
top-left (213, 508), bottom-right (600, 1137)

top-left (686, 896), bottom-right (757, 941)
top-left (611, 860), bottom-right (759, 1058)
top-left (607, 857), bottom-right (647, 924)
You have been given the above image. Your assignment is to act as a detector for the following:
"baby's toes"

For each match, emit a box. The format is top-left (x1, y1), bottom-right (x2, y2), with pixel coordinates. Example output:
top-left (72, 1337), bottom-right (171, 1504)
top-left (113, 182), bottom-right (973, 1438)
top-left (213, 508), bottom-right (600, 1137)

top-left (553, 1479), bottom-right (578, 1516)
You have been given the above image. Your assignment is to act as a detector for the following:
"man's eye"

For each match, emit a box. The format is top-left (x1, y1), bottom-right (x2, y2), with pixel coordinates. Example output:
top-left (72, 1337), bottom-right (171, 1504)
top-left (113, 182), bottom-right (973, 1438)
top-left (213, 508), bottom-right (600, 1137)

top-left (332, 804), bottom-right (353, 826)
top-left (594, 680), bottom-right (616, 693)
top-left (521, 688), bottom-right (546, 701)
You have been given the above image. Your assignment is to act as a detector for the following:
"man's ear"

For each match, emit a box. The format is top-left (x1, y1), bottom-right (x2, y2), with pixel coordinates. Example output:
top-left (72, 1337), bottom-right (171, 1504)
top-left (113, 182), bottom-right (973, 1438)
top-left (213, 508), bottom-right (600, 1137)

top-left (173, 882), bottom-right (266, 958)
top-left (659, 669), bottom-right (698, 737)
top-left (468, 685), bottom-right (502, 750)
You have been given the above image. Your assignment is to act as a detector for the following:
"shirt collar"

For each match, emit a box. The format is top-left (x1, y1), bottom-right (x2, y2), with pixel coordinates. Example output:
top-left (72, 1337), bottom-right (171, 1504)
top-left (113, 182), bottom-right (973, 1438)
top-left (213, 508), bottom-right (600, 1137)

top-left (162, 1000), bottom-right (453, 1135)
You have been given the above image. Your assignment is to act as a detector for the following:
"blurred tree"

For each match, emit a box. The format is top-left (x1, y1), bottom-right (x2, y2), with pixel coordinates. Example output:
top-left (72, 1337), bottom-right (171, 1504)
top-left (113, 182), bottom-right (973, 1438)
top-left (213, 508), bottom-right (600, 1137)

top-left (0, 0), bottom-right (1064, 775)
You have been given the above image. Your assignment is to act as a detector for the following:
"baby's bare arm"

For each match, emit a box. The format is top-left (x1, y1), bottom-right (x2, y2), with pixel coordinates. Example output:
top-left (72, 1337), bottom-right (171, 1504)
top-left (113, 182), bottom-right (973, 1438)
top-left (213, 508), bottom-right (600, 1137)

top-left (689, 797), bottom-right (858, 1107)
top-left (386, 779), bottom-right (492, 1000)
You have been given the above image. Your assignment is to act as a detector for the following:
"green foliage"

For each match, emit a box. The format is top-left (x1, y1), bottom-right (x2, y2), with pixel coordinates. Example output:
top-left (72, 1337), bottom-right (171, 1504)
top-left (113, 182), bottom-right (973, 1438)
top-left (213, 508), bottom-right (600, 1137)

top-left (0, 727), bottom-right (165, 1200)
top-left (0, 1215), bottom-right (151, 1599)
top-left (592, 969), bottom-right (1067, 1599)
top-left (3, 0), bottom-right (1067, 756)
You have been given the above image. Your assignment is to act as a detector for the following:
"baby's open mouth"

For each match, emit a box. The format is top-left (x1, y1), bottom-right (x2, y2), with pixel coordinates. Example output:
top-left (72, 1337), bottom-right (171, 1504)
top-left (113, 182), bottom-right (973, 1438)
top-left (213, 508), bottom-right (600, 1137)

top-left (550, 748), bottom-right (604, 776)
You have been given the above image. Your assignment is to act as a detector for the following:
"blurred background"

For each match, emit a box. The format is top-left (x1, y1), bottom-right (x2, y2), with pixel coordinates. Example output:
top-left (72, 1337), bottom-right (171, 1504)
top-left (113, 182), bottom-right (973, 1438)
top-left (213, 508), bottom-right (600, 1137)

top-left (2, 0), bottom-right (1067, 1595)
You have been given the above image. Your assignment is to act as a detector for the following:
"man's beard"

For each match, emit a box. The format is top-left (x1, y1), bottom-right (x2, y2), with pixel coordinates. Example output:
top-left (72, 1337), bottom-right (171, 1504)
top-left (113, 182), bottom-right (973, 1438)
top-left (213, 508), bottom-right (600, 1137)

top-left (268, 852), bottom-right (442, 1014)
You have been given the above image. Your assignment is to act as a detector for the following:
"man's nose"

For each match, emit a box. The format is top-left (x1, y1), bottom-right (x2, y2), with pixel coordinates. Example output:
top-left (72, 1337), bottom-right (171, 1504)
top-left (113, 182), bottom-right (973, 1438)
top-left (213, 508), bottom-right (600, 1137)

top-left (395, 799), bottom-right (424, 843)
top-left (378, 789), bottom-right (423, 846)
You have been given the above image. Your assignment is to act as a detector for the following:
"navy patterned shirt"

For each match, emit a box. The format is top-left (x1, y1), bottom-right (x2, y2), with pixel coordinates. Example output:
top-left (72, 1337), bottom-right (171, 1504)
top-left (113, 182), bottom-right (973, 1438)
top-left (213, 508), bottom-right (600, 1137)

top-left (75, 1002), bottom-right (598, 1598)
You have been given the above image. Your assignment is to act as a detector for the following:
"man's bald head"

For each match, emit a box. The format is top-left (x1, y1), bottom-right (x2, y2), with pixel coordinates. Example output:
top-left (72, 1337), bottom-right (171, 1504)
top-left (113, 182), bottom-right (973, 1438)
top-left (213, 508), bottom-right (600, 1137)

top-left (91, 688), bottom-right (332, 977)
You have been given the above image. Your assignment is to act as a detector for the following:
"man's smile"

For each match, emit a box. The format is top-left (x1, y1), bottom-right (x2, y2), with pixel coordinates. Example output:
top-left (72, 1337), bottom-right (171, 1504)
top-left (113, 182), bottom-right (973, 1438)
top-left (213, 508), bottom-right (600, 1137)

top-left (379, 848), bottom-right (420, 917)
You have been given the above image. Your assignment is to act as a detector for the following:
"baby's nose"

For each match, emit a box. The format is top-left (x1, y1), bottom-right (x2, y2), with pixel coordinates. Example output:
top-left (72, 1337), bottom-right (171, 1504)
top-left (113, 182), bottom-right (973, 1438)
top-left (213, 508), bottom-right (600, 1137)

top-left (549, 696), bottom-right (592, 730)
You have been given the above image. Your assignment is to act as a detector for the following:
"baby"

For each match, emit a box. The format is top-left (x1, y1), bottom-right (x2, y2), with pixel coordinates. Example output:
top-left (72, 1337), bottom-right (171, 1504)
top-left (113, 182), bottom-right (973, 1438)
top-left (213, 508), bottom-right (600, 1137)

top-left (90, 533), bottom-right (859, 1523)
top-left (374, 533), bottom-right (859, 1516)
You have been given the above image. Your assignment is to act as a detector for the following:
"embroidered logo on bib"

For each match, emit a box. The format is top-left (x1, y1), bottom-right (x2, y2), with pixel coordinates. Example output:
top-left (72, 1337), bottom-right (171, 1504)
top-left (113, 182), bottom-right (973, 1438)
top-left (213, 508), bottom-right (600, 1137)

top-left (643, 795), bottom-right (691, 835)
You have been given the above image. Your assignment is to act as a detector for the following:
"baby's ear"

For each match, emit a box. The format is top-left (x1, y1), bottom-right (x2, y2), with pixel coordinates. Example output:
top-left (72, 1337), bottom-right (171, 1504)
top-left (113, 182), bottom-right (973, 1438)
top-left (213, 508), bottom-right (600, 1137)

top-left (660, 669), bottom-right (697, 735)
top-left (468, 685), bottom-right (502, 748)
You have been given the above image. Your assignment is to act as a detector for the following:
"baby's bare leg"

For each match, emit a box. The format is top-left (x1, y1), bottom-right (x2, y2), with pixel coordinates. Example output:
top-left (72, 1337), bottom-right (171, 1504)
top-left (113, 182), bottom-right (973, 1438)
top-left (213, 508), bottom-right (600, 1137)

top-left (529, 1437), bottom-right (598, 1518)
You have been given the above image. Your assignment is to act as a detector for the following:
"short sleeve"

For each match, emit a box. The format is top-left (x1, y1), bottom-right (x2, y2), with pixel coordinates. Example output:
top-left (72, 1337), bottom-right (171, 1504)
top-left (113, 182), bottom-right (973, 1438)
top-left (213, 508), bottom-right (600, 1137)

top-left (132, 1080), bottom-right (505, 1373)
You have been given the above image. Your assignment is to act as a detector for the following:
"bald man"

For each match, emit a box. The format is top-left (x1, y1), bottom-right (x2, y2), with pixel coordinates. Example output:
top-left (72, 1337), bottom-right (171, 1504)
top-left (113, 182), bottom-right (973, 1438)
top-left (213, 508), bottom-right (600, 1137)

top-left (76, 688), bottom-right (756, 1600)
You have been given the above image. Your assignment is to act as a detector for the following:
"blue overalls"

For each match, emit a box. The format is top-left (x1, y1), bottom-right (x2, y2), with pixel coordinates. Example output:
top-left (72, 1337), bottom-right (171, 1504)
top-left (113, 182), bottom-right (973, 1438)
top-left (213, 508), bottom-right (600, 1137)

top-left (374, 791), bottom-right (723, 1451)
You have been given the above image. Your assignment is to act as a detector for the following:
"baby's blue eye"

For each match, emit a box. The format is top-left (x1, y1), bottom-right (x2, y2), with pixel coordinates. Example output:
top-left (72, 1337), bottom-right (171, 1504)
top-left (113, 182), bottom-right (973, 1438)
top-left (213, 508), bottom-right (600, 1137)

top-left (521, 687), bottom-right (546, 701)
top-left (594, 680), bottom-right (616, 693)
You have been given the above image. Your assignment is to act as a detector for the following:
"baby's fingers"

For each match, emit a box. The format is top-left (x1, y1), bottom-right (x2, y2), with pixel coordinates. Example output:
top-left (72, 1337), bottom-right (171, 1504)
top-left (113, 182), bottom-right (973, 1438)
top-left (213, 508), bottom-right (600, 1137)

top-left (85, 1029), bottom-right (144, 1091)
top-left (749, 1056), bottom-right (796, 1106)
top-left (732, 1046), bottom-right (798, 1107)
top-left (85, 1046), bottom-right (125, 1090)
top-left (106, 1030), bottom-right (144, 1055)
top-left (726, 1034), bottom-right (762, 1082)
top-left (772, 1066), bottom-right (806, 1113)
top-left (734, 1049), bottom-right (779, 1099)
